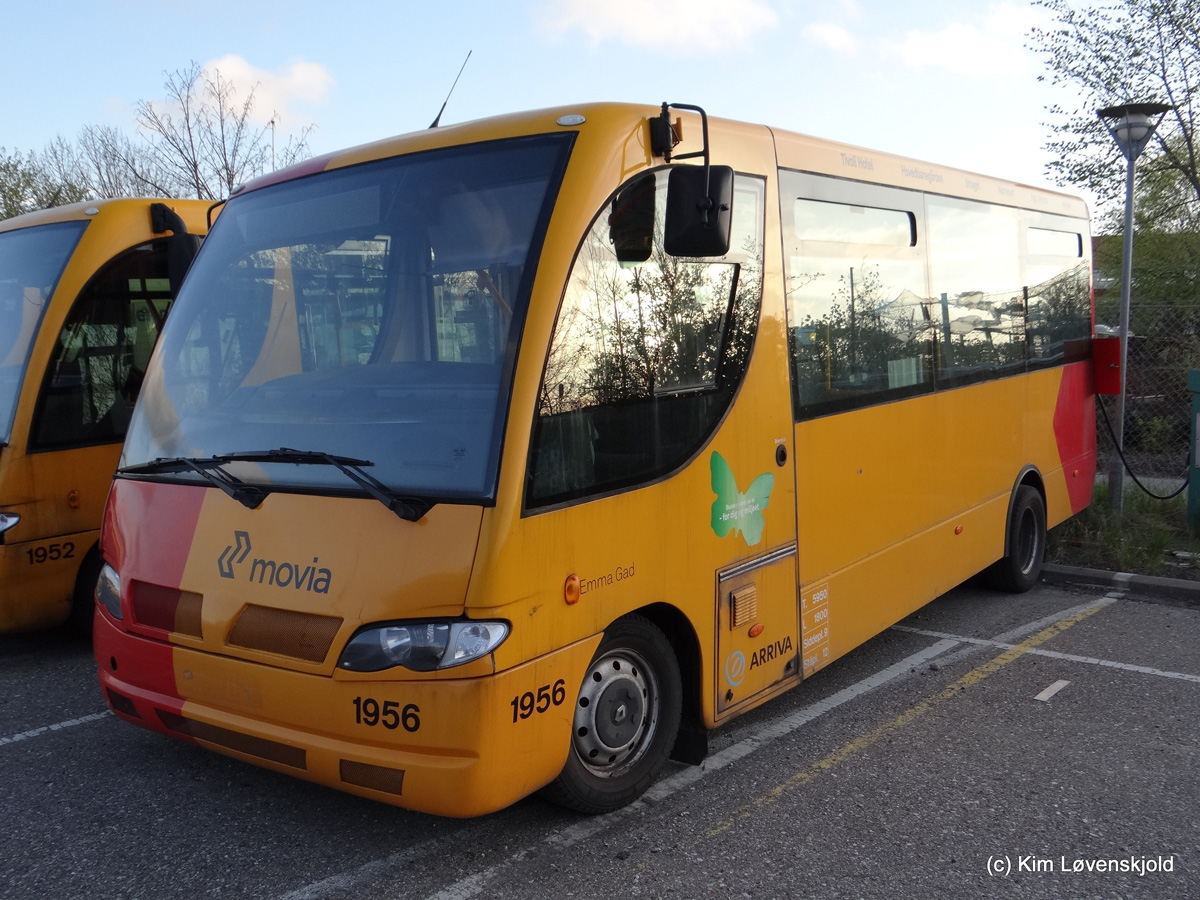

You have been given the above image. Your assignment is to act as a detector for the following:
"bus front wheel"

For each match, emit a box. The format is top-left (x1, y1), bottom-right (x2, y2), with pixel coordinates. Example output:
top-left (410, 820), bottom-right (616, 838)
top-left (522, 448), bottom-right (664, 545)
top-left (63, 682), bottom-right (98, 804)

top-left (986, 485), bottom-right (1046, 593)
top-left (542, 614), bottom-right (682, 814)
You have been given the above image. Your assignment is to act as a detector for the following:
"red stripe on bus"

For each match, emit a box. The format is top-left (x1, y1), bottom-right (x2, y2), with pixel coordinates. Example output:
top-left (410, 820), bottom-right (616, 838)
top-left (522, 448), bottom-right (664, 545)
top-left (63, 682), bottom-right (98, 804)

top-left (107, 480), bottom-right (205, 589)
top-left (102, 480), bottom-right (207, 698)
top-left (1053, 361), bottom-right (1097, 514)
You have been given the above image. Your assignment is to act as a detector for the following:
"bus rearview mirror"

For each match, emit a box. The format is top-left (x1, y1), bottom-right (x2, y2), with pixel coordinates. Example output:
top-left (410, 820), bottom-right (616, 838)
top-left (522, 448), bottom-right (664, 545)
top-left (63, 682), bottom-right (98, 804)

top-left (664, 165), bottom-right (734, 258)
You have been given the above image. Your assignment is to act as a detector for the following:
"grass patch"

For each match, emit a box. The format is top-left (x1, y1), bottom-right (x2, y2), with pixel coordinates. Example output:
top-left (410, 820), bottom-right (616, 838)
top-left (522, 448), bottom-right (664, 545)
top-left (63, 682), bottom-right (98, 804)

top-left (1047, 483), bottom-right (1200, 579)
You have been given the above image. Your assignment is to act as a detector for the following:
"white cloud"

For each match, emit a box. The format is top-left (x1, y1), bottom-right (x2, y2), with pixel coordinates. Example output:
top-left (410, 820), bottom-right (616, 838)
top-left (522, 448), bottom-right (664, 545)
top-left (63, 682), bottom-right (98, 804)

top-left (538, 0), bottom-right (778, 53)
top-left (803, 22), bottom-right (858, 53)
top-left (836, 0), bottom-right (862, 20)
top-left (885, 3), bottom-right (1045, 81)
top-left (201, 55), bottom-right (334, 128)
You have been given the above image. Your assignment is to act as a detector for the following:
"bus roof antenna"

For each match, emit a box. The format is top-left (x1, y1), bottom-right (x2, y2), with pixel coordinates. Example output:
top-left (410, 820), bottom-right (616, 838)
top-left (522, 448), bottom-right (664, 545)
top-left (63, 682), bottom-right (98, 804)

top-left (430, 51), bottom-right (472, 128)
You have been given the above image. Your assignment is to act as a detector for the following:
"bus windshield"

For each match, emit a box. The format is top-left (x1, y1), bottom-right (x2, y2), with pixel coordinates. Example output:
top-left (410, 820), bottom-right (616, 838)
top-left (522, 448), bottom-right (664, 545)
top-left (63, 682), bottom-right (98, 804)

top-left (122, 134), bottom-right (572, 502)
top-left (0, 220), bottom-right (88, 444)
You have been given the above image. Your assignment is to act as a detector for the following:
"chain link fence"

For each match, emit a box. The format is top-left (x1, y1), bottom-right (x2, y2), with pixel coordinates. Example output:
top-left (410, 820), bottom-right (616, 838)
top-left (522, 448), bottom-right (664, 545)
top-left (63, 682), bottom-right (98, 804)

top-left (1095, 298), bottom-right (1196, 493)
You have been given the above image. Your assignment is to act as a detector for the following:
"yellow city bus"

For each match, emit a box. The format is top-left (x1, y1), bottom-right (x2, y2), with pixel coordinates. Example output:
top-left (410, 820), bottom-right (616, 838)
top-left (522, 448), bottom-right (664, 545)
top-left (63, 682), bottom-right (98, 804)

top-left (94, 103), bottom-right (1095, 817)
top-left (0, 198), bottom-right (208, 633)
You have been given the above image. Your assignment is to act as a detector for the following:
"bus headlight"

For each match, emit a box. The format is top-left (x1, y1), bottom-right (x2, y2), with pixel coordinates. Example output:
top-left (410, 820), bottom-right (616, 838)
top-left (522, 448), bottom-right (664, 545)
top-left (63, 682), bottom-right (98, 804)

top-left (338, 621), bottom-right (509, 672)
top-left (95, 564), bottom-right (122, 620)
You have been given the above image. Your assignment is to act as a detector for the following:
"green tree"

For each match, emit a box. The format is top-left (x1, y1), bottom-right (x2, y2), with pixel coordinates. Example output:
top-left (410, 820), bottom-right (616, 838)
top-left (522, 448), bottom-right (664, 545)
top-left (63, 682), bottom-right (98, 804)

top-left (0, 147), bottom-right (40, 219)
top-left (0, 145), bottom-right (87, 220)
top-left (1030, 0), bottom-right (1199, 228)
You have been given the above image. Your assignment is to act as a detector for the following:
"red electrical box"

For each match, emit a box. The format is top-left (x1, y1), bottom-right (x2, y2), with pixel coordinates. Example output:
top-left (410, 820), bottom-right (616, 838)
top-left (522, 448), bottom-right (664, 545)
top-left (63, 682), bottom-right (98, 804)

top-left (1093, 335), bottom-right (1121, 395)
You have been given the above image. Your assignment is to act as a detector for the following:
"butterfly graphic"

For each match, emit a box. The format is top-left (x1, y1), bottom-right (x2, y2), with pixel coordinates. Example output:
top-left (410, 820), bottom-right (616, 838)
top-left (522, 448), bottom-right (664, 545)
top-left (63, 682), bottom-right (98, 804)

top-left (710, 451), bottom-right (774, 546)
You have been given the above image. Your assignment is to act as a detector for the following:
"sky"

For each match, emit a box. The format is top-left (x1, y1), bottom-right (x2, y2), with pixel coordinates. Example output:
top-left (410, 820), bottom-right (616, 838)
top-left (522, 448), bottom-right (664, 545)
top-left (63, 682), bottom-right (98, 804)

top-left (2, 0), bottom-right (1100, 212)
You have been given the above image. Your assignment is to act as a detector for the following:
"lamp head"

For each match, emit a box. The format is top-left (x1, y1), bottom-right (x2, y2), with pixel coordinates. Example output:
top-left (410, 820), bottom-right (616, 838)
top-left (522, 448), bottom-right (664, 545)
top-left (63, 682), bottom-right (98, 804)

top-left (1098, 102), bottom-right (1171, 162)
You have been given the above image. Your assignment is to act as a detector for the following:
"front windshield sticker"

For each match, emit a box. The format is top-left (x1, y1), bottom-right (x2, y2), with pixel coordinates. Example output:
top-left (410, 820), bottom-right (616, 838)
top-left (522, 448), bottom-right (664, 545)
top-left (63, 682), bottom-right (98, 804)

top-left (710, 451), bottom-right (773, 546)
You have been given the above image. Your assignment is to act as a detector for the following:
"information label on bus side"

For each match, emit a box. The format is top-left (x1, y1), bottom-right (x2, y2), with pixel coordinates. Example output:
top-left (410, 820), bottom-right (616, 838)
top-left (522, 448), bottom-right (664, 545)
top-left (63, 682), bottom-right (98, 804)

top-left (800, 583), bottom-right (831, 678)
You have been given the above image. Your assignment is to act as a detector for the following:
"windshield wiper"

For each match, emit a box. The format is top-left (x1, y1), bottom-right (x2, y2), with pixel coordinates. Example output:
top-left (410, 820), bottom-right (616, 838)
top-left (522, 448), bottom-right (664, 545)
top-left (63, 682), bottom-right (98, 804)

top-left (215, 448), bottom-right (434, 522)
top-left (117, 457), bottom-right (267, 509)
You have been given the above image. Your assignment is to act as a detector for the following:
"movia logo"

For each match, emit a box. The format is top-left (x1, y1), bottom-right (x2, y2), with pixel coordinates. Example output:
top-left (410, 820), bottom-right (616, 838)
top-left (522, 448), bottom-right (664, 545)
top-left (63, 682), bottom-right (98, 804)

top-left (217, 530), bottom-right (333, 594)
top-left (218, 531), bottom-right (251, 578)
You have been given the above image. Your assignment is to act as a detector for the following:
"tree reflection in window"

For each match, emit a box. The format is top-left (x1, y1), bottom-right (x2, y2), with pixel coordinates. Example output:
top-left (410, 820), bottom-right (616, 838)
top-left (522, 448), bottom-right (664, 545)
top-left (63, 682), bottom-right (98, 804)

top-left (784, 174), bottom-right (1092, 419)
top-left (528, 170), bottom-right (764, 508)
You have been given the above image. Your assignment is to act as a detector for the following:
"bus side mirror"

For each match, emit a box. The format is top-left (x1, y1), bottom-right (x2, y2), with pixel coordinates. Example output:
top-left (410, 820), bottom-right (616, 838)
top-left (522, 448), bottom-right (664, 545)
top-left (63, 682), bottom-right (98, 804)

top-left (166, 233), bottom-right (203, 294)
top-left (664, 165), bottom-right (734, 257)
top-left (149, 202), bottom-right (203, 293)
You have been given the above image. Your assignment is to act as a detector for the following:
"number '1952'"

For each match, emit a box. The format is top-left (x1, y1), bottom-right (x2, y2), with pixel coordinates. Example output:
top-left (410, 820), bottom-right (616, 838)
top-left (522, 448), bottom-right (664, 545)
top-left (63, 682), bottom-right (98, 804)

top-left (27, 542), bottom-right (75, 564)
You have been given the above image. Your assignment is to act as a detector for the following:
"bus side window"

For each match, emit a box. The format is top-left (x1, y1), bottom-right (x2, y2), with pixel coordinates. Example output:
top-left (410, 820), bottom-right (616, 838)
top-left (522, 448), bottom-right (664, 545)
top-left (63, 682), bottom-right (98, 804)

top-left (1024, 226), bottom-right (1090, 363)
top-left (925, 197), bottom-right (1024, 386)
top-left (526, 171), bottom-right (765, 509)
top-left (782, 173), bottom-right (930, 419)
top-left (30, 241), bottom-right (174, 450)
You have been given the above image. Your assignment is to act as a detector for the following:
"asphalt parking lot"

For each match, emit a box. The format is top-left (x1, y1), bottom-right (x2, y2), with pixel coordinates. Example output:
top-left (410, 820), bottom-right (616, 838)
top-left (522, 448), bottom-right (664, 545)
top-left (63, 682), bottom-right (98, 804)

top-left (2, 575), bottom-right (1197, 899)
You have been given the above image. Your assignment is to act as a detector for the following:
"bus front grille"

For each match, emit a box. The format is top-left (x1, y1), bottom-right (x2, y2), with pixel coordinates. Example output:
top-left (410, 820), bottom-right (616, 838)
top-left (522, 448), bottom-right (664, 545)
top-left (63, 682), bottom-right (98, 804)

top-left (157, 710), bottom-right (307, 769)
top-left (340, 759), bottom-right (406, 796)
top-left (226, 605), bottom-right (343, 663)
top-left (130, 581), bottom-right (204, 638)
top-left (106, 689), bottom-right (141, 719)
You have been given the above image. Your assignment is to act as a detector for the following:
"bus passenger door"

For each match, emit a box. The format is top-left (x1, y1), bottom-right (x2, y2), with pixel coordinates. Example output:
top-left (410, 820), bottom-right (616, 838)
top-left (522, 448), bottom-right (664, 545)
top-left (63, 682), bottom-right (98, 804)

top-left (24, 243), bottom-right (177, 591)
top-left (705, 174), bottom-right (801, 720)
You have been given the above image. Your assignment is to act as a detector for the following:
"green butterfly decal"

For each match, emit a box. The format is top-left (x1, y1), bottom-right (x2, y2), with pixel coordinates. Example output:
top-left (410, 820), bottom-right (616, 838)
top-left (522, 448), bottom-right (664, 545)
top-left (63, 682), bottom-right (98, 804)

top-left (710, 451), bottom-right (774, 546)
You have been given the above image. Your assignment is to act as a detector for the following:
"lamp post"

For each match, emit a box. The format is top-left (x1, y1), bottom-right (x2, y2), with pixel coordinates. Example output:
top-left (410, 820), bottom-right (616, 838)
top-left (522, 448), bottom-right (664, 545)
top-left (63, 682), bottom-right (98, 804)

top-left (1097, 102), bottom-right (1170, 514)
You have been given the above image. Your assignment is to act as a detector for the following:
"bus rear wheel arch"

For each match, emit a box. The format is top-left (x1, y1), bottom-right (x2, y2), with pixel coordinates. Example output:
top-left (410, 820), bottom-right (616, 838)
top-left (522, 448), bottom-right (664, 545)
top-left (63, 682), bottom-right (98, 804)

top-left (985, 483), bottom-right (1047, 593)
top-left (542, 613), bottom-right (682, 814)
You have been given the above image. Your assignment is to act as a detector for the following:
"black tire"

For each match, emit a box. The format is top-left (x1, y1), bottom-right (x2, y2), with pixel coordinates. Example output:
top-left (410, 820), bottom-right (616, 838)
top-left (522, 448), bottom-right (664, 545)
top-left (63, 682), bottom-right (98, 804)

top-left (985, 485), bottom-right (1046, 593)
top-left (541, 614), bottom-right (682, 814)
top-left (69, 546), bottom-right (103, 637)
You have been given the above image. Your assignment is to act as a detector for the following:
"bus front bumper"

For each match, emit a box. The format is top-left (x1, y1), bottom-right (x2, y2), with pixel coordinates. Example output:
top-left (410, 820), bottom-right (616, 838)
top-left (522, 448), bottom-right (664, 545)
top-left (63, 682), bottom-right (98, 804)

top-left (94, 610), bottom-right (601, 817)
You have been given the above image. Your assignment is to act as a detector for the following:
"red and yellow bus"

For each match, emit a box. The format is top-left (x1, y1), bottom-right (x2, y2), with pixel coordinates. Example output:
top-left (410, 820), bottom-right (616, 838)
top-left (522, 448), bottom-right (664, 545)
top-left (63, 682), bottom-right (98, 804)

top-left (94, 103), bottom-right (1094, 816)
top-left (0, 198), bottom-right (207, 633)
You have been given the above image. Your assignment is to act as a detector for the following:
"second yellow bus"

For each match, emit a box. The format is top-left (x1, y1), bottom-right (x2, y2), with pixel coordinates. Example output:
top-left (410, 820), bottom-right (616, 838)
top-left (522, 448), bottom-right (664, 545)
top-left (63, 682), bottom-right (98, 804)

top-left (0, 198), bottom-right (208, 633)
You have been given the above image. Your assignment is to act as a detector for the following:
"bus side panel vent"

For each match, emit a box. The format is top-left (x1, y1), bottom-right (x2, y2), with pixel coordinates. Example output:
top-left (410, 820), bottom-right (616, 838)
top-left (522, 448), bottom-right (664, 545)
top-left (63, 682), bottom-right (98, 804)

top-left (340, 759), bottom-right (406, 796)
top-left (730, 585), bottom-right (758, 629)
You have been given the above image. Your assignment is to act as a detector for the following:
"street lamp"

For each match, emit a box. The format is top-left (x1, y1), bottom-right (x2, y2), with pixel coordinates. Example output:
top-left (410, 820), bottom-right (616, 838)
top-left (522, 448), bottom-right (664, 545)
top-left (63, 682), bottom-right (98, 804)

top-left (1097, 101), bottom-right (1171, 513)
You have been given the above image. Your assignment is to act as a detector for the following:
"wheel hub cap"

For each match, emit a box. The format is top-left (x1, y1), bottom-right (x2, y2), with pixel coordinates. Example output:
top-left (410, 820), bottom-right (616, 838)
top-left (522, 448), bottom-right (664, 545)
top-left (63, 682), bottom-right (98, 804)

top-left (571, 651), bottom-right (656, 774)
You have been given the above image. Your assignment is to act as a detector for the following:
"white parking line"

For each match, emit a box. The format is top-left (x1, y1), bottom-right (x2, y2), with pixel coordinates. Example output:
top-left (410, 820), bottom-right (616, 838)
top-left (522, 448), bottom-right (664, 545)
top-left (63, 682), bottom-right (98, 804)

top-left (892, 624), bottom-right (1200, 684)
top-left (1034, 679), bottom-right (1072, 701)
top-left (276, 597), bottom-right (1124, 900)
top-left (277, 835), bottom-right (462, 900)
top-left (0, 710), bottom-right (111, 747)
top-left (406, 637), bottom-right (961, 900)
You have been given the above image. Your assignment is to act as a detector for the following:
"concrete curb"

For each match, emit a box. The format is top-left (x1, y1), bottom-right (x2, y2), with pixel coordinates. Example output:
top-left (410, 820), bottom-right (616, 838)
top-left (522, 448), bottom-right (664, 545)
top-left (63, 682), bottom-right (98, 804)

top-left (1042, 563), bottom-right (1200, 604)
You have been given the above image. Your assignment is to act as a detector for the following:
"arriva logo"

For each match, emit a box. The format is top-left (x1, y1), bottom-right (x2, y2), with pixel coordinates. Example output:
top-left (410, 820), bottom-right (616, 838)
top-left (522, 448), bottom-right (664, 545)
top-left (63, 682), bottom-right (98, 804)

top-left (216, 530), bottom-right (333, 594)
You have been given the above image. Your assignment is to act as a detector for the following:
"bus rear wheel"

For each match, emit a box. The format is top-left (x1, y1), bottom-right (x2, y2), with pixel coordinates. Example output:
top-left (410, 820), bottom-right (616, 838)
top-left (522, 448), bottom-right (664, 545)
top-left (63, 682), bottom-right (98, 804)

top-left (986, 485), bottom-right (1046, 593)
top-left (70, 546), bottom-right (103, 636)
top-left (542, 614), bottom-right (681, 814)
